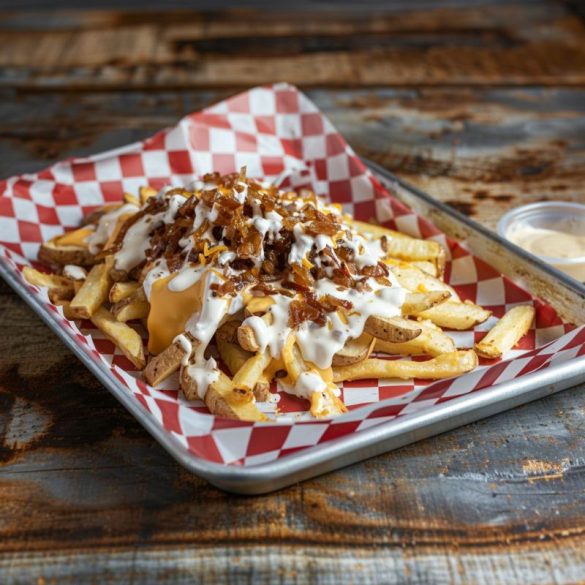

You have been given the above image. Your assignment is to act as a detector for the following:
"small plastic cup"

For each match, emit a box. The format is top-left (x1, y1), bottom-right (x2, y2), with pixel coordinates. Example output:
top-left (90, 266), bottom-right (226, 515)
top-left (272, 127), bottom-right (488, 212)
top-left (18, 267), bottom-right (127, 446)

top-left (497, 201), bottom-right (585, 282)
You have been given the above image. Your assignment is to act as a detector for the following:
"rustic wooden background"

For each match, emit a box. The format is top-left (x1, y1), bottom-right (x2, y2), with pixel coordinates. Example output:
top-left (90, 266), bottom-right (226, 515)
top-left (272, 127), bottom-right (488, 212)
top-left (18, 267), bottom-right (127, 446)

top-left (1, 1), bottom-right (585, 583)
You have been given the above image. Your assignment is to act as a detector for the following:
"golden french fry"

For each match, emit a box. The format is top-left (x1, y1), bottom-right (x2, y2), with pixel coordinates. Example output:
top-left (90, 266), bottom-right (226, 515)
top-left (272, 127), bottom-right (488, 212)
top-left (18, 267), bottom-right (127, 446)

top-left (70, 262), bottom-right (113, 319)
top-left (333, 350), bottom-right (478, 382)
top-left (144, 336), bottom-right (194, 386)
top-left (113, 297), bottom-right (150, 322)
top-left (54, 227), bottom-right (93, 248)
top-left (385, 236), bottom-right (444, 263)
top-left (331, 333), bottom-right (375, 366)
top-left (402, 291), bottom-right (451, 317)
top-left (217, 338), bottom-right (252, 376)
top-left (216, 320), bottom-right (241, 345)
top-left (475, 305), bottom-right (535, 359)
top-left (139, 186), bottom-right (158, 205)
top-left (418, 300), bottom-right (491, 331)
top-left (364, 315), bottom-right (422, 343)
top-left (388, 263), bottom-right (459, 300)
top-left (375, 320), bottom-right (456, 356)
top-left (91, 307), bottom-right (145, 369)
top-left (23, 266), bottom-right (75, 296)
top-left (310, 387), bottom-right (347, 418)
top-left (349, 219), bottom-right (411, 240)
top-left (53, 299), bottom-right (77, 320)
top-left (245, 296), bottom-right (275, 316)
top-left (48, 287), bottom-right (75, 304)
top-left (123, 192), bottom-right (140, 207)
top-left (38, 239), bottom-right (96, 267)
top-left (409, 260), bottom-right (439, 277)
top-left (232, 350), bottom-right (272, 391)
top-left (109, 281), bottom-right (140, 304)
top-left (181, 368), bottom-right (265, 421)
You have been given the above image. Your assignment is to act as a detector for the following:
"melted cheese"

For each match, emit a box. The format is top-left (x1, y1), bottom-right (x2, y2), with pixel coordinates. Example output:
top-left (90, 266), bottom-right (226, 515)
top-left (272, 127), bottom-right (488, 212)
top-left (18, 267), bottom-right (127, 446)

top-left (146, 273), bottom-right (203, 354)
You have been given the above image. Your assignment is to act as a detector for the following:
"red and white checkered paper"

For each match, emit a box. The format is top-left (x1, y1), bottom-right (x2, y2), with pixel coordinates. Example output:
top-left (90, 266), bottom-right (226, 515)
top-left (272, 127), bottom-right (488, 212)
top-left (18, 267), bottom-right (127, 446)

top-left (1, 83), bottom-right (583, 467)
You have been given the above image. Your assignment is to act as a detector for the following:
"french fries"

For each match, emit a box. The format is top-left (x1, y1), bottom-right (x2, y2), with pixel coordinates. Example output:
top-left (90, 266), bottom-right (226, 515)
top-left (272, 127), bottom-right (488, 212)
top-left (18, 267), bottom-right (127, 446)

top-left (475, 305), bottom-right (535, 359)
top-left (333, 350), bottom-right (478, 382)
top-left (23, 266), bottom-right (75, 299)
top-left (70, 262), bottom-right (113, 319)
top-left (112, 289), bottom-right (149, 322)
top-left (27, 170), bottom-right (522, 423)
top-left (144, 336), bottom-right (193, 386)
top-left (232, 350), bottom-right (272, 391)
top-left (181, 368), bottom-right (265, 421)
top-left (387, 262), bottom-right (459, 300)
top-left (91, 307), bottom-right (146, 369)
top-left (374, 320), bottom-right (456, 357)
top-left (402, 291), bottom-right (450, 317)
top-left (418, 300), bottom-right (491, 330)
top-left (332, 333), bottom-right (375, 366)
top-left (364, 315), bottom-right (422, 343)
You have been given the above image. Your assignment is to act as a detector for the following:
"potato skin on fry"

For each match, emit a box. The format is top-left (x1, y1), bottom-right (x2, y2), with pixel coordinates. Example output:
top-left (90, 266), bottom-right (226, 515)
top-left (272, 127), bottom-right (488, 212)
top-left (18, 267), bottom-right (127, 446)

top-left (364, 315), bottom-right (421, 343)
top-left (38, 240), bottom-right (96, 267)
top-left (374, 322), bottom-right (456, 357)
top-left (418, 300), bottom-right (491, 331)
top-left (144, 339), bottom-right (190, 386)
top-left (331, 333), bottom-right (375, 366)
top-left (180, 368), bottom-right (265, 421)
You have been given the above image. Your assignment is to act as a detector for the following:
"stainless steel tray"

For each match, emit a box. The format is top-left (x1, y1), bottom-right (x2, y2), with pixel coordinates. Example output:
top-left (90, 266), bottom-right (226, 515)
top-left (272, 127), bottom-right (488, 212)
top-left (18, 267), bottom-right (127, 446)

top-left (1, 161), bottom-right (584, 495)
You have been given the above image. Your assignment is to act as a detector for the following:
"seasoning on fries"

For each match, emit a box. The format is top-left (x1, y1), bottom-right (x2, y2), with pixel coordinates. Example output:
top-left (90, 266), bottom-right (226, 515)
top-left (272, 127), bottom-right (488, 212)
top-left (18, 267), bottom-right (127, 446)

top-left (25, 169), bottom-right (536, 421)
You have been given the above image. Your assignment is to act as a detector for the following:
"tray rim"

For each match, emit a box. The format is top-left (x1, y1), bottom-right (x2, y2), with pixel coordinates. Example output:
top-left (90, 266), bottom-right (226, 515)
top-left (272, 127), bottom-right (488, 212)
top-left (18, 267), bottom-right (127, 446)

top-left (1, 163), bottom-right (584, 494)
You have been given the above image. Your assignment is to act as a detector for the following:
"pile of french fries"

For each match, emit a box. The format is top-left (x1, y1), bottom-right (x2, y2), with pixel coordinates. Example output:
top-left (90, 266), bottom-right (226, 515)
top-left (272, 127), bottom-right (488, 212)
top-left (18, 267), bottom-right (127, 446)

top-left (24, 171), bottom-right (536, 422)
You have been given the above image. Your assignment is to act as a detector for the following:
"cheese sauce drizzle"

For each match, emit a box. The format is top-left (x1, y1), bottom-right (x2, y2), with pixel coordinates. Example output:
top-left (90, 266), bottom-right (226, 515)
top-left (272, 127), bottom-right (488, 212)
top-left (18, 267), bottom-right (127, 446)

top-left (92, 171), bottom-right (406, 401)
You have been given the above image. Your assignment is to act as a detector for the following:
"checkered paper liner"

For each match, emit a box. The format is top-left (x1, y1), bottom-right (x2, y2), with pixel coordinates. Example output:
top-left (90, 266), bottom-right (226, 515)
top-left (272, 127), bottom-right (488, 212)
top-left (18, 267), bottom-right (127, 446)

top-left (1, 83), bottom-right (583, 467)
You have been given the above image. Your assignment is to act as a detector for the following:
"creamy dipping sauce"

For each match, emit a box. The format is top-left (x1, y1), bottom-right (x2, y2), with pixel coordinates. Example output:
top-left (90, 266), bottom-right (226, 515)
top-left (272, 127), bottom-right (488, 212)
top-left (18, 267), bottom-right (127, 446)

top-left (509, 225), bottom-right (585, 259)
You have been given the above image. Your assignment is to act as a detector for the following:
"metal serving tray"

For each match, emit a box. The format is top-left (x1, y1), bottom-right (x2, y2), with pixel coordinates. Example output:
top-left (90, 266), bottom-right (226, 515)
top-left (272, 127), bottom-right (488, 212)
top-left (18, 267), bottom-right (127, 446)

top-left (1, 162), bottom-right (584, 495)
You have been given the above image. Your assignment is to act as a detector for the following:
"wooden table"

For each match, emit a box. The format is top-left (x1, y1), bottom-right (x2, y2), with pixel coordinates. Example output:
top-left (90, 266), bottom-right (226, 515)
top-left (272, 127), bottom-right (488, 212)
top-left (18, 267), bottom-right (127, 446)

top-left (1, 3), bottom-right (585, 583)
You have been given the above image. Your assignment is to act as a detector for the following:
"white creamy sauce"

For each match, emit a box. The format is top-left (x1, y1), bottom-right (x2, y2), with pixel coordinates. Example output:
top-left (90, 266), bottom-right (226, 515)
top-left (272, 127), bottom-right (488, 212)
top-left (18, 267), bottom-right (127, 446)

top-left (291, 371), bottom-right (327, 400)
top-left (185, 357), bottom-right (219, 400)
top-left (86, 203), bottom-right (139, 254)
top-left (142, 259), bottom-right (170, 300)
top-left (509, 224), bottom-right (585, 259)
top-left (242, 294), bottom-right (293, 358)
top-left (234, 181), bottom-right (248, 203)
top-left (63, 264), bottom-right (87, 281)
top-left (248, 274), bottom-right (406, 370)
top-left (114, 215), bottom-right (159, 272)
top-left (218, 251), bottom-right (236, 265)
top-left (168, 265), bottom-right (204, 292)
top-left (289, 224), bottom-right (315, 265)
top-left (119, 176), bottom-right (408, 406)
top-left (114, 195), bottom-right (185, 272)
top-left (173, 333), bottom-right (193, 367)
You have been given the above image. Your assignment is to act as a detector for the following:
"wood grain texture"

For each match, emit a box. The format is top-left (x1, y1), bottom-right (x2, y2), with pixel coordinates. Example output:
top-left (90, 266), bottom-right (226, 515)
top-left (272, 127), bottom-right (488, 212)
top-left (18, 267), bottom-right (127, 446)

top-left (1, 1), bottom-right (585, 583)
top-left (0, 2), bottom-right (584, 89)
top-left (1, 278), bottom-right (585, 584)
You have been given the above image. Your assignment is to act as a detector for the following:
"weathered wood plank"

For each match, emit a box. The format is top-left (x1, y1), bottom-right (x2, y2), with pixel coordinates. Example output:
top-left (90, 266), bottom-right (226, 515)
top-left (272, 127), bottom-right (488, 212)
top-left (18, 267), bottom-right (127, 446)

top-left (1, 87), bottom-right (583, 230)
top-left (1, 278), bottom-right (585, 584)
top-left (0, 3), bottom-right (584, 88)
